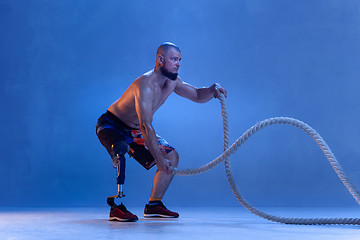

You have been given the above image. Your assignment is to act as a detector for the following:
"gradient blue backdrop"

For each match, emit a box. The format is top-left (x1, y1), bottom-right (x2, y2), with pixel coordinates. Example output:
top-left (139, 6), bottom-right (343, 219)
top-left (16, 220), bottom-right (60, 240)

top-left (1, 0), bottom-right (359, 208)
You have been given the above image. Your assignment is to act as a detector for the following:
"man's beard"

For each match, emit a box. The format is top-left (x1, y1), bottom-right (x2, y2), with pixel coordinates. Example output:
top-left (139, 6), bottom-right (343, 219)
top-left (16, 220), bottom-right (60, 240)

top-left (160, 66), bottom-right (178, 80)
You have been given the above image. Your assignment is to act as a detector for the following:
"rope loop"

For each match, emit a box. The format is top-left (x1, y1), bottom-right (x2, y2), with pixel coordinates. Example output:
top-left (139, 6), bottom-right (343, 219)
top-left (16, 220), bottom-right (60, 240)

top-left (171, 93), bottom-right (360, 225)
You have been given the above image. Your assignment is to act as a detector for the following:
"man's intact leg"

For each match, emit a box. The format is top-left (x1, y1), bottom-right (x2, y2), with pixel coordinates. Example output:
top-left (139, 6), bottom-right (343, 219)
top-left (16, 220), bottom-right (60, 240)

top-left (144, 150), bottom-right (179, 218)
top-left (150, 150), bottom-right (179, 200)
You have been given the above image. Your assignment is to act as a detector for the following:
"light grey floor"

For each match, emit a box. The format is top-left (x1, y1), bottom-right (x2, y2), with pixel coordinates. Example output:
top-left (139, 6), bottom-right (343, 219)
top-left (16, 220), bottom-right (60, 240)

top-left (0, 207), bottom-right (359, 240)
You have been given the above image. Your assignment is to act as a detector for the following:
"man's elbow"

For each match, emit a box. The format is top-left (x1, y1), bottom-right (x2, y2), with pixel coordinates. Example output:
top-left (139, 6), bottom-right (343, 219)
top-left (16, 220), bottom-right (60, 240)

top-left (195, 98), bottom-right (209, 103)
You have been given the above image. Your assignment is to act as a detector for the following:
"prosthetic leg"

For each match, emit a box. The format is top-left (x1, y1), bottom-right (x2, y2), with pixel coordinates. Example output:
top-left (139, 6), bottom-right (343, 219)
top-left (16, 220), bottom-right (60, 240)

top-left (107, 142), bottom-right (127, 205)
top-left (106, 152), bottom-right (138, 221)
top-left (107, 153), bottom-right (126, 207)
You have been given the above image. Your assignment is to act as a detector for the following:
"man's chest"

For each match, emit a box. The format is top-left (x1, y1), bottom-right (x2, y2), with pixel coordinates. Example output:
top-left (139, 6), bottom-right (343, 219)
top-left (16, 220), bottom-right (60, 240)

top-left (152, 81), bottom-right (176, 111)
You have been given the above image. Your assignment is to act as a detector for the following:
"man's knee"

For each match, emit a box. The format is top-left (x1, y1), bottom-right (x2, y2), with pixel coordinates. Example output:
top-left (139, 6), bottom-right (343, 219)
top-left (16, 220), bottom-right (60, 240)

top-left (110, 141), bottom-right (128, 168)
top-left (165, 150), bottom-right (179, 167)
top-left (111, 141), bottom-right (128, 155)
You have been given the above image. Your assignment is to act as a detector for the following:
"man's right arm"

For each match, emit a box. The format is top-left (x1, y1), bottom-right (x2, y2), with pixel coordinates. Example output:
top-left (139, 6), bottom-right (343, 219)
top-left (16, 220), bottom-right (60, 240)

top-left (134, 80), bottom-right (172, 174)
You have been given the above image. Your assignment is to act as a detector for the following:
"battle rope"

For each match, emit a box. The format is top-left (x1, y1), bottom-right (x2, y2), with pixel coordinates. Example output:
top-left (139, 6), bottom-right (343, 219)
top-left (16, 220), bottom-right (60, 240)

top-left (171, 94), bottom-right (360, 225)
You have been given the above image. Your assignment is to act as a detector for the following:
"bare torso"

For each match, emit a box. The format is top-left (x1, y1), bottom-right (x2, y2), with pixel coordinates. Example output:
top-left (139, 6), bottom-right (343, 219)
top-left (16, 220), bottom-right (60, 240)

top-left (108, 70), bottom-right (177, 129)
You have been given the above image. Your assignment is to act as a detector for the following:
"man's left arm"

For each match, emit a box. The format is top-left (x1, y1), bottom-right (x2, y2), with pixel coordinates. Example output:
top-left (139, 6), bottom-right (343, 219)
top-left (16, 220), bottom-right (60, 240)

top-left (174, 77), bottom-right (227, 103)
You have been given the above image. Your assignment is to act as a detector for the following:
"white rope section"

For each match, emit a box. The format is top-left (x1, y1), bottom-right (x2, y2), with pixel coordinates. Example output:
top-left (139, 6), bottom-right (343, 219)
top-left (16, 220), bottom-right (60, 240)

top-left (171, 94), bottom-right (360, 225)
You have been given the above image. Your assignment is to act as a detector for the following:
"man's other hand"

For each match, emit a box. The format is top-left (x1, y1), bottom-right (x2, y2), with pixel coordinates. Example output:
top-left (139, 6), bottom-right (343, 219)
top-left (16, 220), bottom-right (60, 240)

top-left (214, 83), bottom-right (227, 99)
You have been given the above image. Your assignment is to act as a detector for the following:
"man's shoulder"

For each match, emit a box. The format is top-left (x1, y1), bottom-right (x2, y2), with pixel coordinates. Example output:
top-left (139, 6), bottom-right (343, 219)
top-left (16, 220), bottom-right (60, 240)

top-left (138, 70), bottom-right (162, 87)
top-left (138, 69), bottom-right (155, 80)
top-left (133, 72), bottom-right (149, 84)
top-left (175, 75), bottom-right (182, 83)
top-left (135, 74), bottom-right (152, 87)
top-left (132, 74), bottom-right (156, 95)
top-left (173, 76), bottom-right (184, 87)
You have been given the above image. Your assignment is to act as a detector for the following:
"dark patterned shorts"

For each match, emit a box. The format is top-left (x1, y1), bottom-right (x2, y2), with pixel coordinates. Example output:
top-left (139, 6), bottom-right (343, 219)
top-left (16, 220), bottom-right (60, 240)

top-left (96, 111), bottom-right (175, 170)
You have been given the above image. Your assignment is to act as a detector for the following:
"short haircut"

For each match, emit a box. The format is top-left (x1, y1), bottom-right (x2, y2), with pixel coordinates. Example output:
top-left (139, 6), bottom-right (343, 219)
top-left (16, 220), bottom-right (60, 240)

top-left (156, 42), bottom-right (181, 56)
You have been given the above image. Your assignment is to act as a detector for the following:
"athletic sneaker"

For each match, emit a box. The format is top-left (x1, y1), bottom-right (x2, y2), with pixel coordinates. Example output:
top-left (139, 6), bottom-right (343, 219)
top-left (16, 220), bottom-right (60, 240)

top-left (109, 203), bottom-right (138, 222)
top-left (144, 202), bottom-right (179, 218)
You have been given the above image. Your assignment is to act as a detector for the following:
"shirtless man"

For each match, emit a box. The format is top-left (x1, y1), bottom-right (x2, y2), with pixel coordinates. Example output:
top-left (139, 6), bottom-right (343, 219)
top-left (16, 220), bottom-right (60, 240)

top-left (96, 42), bottom-right (227, 222)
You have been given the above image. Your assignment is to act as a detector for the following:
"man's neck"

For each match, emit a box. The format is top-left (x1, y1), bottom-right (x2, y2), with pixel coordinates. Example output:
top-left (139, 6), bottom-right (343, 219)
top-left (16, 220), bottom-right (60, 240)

top-left (153, 68), bottom-right (168, 87)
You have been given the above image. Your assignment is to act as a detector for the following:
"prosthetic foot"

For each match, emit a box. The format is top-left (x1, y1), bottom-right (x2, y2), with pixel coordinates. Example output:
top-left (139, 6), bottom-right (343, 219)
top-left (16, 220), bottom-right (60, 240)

top-left (107, 154), bottom-right (138, 222)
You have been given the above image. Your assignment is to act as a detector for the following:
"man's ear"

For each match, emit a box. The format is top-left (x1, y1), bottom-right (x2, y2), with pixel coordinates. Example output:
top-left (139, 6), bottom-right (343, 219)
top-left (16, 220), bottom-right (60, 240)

top-left (158, 55), bottom-right (164, 65)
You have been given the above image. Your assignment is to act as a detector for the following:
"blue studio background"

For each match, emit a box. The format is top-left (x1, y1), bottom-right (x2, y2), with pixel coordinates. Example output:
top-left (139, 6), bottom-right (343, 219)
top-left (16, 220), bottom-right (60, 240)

top-left (0, 0), bottom-right (359, 208)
